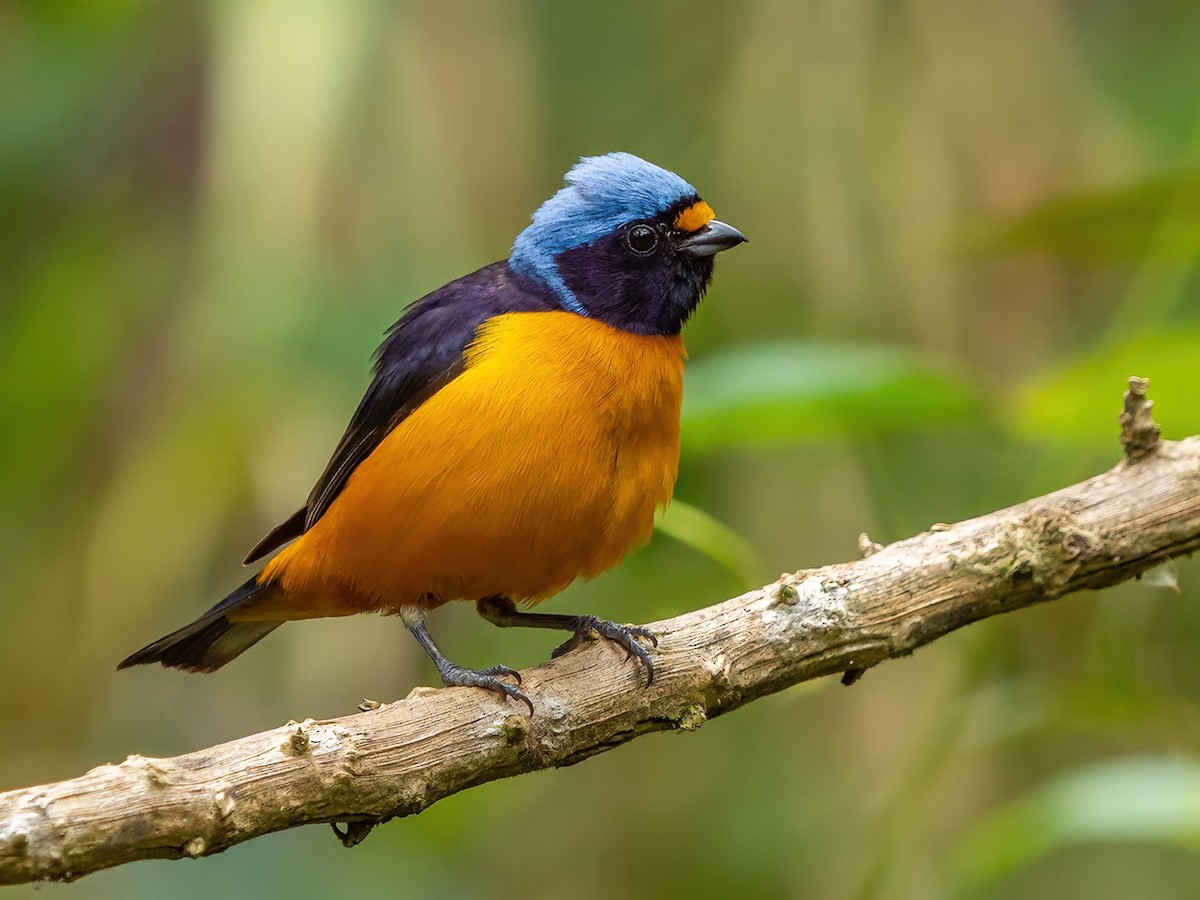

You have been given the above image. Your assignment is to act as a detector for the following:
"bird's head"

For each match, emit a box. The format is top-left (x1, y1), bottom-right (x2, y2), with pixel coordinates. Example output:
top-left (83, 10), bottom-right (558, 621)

top-left (509, 152), bottom-right (746, 335)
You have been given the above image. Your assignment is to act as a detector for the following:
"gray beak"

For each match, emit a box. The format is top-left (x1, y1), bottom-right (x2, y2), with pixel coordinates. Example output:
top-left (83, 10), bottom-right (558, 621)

top-left (679, 219), bottom-right (748, 257)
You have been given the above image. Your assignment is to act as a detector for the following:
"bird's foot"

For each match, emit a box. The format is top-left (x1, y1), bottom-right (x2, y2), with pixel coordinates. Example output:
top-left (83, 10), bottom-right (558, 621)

top-left (551, 618), bottom-right (659, 685)
top-left (437, 663), bottom-right (532, 715)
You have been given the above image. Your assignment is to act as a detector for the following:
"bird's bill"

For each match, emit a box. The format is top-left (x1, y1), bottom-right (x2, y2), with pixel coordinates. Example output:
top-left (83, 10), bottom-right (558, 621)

top-left (679, 219), bottom-right (747, 257)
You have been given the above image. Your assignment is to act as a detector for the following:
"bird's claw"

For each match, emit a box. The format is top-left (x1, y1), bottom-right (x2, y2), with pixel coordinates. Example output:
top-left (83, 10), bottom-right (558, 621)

top-left (438, 663), bottom-right (532, 714)
top-left (552, 618), bottom-right (658, 686)
top-left (479, 664), bottom-right (522, 685)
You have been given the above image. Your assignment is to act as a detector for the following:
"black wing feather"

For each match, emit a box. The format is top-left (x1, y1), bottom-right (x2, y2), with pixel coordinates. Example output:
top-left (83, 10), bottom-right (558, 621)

top-left (243, 262), bottom-right (556, 564)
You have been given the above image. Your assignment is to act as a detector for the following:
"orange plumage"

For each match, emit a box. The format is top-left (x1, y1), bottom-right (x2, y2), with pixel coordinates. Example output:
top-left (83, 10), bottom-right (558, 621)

top-left (247, 313), bottom-right (684, 621)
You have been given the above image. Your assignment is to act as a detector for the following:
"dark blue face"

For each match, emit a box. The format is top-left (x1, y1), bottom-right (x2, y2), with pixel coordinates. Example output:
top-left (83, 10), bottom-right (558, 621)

top-left (554, 204), bottom-right (717, 335)
top-left (508, 152), bottom-right (746, 337)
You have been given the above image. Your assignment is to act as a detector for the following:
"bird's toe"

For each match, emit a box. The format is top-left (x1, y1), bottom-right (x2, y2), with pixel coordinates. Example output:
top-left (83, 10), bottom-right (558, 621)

top-left (438, 664), bottom-right (533, 715)
top-left (552, 618), bottom-right (658, 686)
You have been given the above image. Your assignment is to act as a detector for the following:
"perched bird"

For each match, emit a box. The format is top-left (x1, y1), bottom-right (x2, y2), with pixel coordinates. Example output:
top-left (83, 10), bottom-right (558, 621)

top-left (119, 152), bottom-right (746, 711)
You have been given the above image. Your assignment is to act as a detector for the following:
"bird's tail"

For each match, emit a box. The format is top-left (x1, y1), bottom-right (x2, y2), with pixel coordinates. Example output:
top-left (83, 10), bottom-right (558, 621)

top-left (117, 576), bottom-right (283, 673)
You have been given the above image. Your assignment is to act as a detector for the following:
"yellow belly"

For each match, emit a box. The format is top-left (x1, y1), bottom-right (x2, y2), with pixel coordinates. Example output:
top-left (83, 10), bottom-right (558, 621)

top-left (256, 311), bottom-right (685, 617)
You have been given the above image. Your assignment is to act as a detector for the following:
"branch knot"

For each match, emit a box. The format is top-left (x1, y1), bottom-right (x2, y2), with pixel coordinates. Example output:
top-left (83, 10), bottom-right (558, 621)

top-left (1120, 376), bottom-right (1161, 462)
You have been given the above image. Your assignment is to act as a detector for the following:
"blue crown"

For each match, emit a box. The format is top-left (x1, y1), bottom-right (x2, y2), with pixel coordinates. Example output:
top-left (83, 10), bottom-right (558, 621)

top-left (509, 152), bottom-right (698, 315)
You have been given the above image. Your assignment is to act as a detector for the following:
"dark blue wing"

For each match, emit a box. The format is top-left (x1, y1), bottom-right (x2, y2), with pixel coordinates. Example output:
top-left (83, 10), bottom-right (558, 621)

top-left (243, 262), bottom-right (556, 564)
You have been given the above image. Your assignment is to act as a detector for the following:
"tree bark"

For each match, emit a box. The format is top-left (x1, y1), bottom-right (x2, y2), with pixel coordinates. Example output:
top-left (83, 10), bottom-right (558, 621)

top-left (1, 379), bottom-right (1196, 885)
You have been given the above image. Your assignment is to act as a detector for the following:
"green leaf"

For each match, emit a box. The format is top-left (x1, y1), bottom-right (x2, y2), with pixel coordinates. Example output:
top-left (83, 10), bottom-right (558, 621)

top-left (949, 756), bottom-right (1200, 892)
top-left (654, 500), bottom-right (760, 589)
top-left (681, 341), bottom-right (978, 454)
top-left (1011, 327), bottom-right (1200, 442)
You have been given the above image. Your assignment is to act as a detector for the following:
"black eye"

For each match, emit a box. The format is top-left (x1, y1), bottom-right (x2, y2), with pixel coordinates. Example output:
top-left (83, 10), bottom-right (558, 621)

top-left (626, 224), bottom-right (658, 255)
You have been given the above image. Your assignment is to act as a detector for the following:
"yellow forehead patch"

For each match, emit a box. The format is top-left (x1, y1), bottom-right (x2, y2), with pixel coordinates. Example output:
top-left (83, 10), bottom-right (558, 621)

top-left (673, 200), bottom-right (715, 233)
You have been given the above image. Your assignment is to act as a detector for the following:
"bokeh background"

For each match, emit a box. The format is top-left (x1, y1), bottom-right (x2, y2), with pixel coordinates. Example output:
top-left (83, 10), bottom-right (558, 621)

top-left (3, 1), bottom-right (1200, 897)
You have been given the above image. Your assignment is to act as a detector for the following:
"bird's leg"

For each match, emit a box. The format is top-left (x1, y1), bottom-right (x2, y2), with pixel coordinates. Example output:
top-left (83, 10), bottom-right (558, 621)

top-left (476, 596), bottom-right (658, 685)
top-left (401, 606), bottom-right (533, 714)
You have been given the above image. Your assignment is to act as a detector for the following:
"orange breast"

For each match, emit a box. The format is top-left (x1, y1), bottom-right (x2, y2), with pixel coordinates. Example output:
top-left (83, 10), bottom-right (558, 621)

top-left (255, 311), bottom-right (685, 618)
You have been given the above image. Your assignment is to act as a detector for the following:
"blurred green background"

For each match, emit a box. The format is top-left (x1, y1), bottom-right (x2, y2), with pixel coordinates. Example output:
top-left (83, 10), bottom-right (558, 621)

top-left (3, 1), bottom-right (1199, 897)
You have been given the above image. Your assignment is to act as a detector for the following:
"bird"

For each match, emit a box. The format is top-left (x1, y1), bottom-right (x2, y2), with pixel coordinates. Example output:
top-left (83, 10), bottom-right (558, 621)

top-left (118, 152), bottom-right (746, 712)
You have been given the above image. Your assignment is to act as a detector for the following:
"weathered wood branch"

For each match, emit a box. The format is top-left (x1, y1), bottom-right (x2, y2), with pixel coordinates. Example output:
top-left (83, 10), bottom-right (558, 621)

top-left (2, 380), bottom-right (1198, 885)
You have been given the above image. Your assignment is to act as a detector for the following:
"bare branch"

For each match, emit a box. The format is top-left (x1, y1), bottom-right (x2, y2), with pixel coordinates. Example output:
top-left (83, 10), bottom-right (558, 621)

top-left (2, 388), bottom-right (1198, 885)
